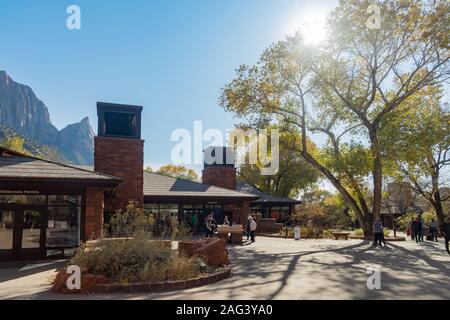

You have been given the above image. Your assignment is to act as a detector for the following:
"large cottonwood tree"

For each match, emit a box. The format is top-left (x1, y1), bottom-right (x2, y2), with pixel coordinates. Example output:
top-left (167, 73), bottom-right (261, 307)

top-left (220, 0), bottom-right (449, 236)
top-left (383, 89), bottom-right (450, 231)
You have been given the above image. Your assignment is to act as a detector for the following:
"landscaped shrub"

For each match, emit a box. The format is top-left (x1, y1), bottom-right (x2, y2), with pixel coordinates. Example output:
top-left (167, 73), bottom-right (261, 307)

top-left (106, 202), bottom-right (155, 238)
top-left (167, 218), bottom-right (192, 240)
top-left (74, 202), bottom-right (200, 283)
top-left (322, 229), bottom-right (334, 239)
top-left (279, 226), bottom-right (324, 238)
top-left (354, 228), bottom-right (364, 237)
top-left (166, 255), bottom-right (202, 281)
top-left (72, 239), bottom-right (202, 283)
top-left (396, 212), bottom-right (418, 231)
top-left (301, 226), bottom-right (319, 238)
top-left (421, 210), bottom-right (437, 225)
top-left (291, 202), bottom-right (352, 230)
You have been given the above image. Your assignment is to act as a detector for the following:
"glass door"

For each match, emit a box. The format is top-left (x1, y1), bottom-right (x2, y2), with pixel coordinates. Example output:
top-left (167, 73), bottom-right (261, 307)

top-left (19, 209), bottom-right (45, 258)
top-left (0, 210), bottom-right (15, 259)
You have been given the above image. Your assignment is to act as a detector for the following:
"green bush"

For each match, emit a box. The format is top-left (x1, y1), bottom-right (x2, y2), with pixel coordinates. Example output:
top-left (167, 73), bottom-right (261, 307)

top-left (107, 202), bottom-right (155, 238)
top-left (422, 210), bottom-right (437, 225)
top-left (279, 227), bottom-right (324, 238)
top-left (167, 218), bottom-right (192, 240)
top-left (322, 229), bottom-right (334, 239)
top-left (354, 228), bottom-right (364, 237)
top-left (301, 226), bottom-right (320, 238)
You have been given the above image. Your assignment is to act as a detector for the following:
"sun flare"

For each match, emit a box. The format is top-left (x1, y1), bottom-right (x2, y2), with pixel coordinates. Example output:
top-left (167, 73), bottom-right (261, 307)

top-left (285, 11), bottom-right (328, 46)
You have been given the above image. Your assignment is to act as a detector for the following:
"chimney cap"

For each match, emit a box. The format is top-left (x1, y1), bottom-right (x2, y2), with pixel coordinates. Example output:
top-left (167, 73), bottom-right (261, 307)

top-left (97, 102), bottom-right (143, 139)
top-left (97, 102), bottom-right (143, 115)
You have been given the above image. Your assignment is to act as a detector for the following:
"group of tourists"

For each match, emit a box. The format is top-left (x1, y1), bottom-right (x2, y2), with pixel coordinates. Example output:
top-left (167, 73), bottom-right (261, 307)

top-left (204, 212), bottom-right (258, 243)
top-left (407, 216), bottom-right (439, 243)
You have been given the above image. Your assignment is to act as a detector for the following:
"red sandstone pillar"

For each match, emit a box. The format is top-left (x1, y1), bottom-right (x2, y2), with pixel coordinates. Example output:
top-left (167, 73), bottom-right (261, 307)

top-left (84, 188), bottom-right (105, 240)
top-left (94, 136), bottom-right (144, 212)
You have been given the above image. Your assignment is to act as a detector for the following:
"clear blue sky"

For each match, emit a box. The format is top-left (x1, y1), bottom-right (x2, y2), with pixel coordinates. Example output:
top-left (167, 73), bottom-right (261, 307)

top-left (0, 0), bottom-right (337, 170)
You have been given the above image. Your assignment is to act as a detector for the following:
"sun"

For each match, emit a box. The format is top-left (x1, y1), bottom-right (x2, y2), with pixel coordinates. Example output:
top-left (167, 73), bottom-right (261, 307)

top-left (285, 11), bottom-right (328, 46)
top-left (298, 17), bottom-right (327, 45)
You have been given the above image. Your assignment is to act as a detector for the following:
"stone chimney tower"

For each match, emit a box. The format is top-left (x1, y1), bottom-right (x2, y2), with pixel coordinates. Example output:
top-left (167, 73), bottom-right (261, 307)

top-left (202, 146), bottom-right (236, 190)
top-left (94, 102), bottom-right (144, 213)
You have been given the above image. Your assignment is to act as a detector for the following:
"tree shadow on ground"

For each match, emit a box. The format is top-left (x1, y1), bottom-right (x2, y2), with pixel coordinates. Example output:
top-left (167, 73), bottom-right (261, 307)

top-left (7, 239), bottom-right (450, 300)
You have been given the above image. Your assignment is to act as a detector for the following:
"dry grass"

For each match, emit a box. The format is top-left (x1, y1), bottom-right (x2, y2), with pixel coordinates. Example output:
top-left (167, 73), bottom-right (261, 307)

top-left (72, 239), bottom-right (201, 283)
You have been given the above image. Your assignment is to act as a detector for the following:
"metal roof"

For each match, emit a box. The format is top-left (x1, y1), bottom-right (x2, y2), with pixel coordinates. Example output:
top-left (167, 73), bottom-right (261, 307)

top-left (0, 148), bottom-right (120, 183)
top-left (143, 171), bottom-right (258, 199)
top-left (236, 182), bottom-right (302, 204)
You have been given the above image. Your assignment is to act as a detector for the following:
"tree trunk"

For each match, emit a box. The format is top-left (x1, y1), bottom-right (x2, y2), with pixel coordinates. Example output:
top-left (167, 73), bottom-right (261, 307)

top-left (370, 128), bottom-right (383, 221)
top-left (431, 174), bottom-right (446, 232)
top-left (301, 151), bottom-right (372, 236)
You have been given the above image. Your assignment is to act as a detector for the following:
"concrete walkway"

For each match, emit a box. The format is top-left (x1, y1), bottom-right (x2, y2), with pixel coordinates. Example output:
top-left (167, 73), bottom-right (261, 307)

top-left (1, 237), bottom-right (449, 300)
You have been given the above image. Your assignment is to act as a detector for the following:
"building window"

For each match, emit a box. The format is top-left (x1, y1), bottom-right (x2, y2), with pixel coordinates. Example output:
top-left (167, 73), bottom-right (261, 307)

top-left (0, 193), bottom-right (82, 259)
top-left (46, 206), bottom-right (81, 248)
top-left (0, 194), bottom-right (46, 205)
top-left (144, 203), bottom-right (178, 224)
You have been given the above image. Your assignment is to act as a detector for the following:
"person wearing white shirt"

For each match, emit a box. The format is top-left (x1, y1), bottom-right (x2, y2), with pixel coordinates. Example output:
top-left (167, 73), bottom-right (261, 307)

top-left (249, 217), bottom-right (257, 243)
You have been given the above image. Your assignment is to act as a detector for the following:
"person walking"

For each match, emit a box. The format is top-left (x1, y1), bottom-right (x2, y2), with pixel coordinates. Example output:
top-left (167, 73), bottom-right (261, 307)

top-left (246, 216), bottom-right (251, 241)
top-left (205, 214), bottom-right (217, 238)
top-left (205, 214), bottom-right (212, 238)
top-left (429, 218), bottom-right (438, 242)
top-left (408, 217), bottom-right (415, 240)
top-left (380, 223), bottom-right (387, 246)
top-left (373, 219), bottom-right (383, 247)
top-left (444, 217), bottom-right (450, 254)
top-left (249, 216), bottom-right (257, 243)
top-left (419, 215), bottom-right (425, 242)
top-left (412, 217), bottom-right (421, 243)
top-left (191, 213), bottom-right (198, 235)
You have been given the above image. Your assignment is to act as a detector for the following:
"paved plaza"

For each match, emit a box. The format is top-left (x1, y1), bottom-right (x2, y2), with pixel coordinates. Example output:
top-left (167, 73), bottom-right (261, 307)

top-left (1, 236), bottom-right (449, 300)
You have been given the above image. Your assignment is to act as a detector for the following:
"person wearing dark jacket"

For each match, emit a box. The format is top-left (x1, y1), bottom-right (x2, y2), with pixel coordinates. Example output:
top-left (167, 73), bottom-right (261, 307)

top-left (246, 215), bottom-right (252, 241)
top-left (411, 217), bottom-right (422, 243)
top-left (429, 219), bottom-right (438, 242)
top-left (444, 218), bottom-right (450, 254)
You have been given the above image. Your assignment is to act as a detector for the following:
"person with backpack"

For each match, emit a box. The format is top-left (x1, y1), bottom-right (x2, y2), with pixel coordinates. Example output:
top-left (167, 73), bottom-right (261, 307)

top-left (205, 214), bottom-right (218, 238)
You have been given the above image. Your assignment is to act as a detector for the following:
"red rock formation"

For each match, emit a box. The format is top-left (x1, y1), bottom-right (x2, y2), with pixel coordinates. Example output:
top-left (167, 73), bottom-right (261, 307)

top-left (179, 238), bottom-right (230, 267)
top-left (52, 266), bottom-right (109, 294)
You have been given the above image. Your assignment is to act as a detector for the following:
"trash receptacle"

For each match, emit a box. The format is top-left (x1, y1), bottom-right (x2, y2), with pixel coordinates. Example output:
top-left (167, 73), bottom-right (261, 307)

top-left (294, 226), bottom-right (301, 241)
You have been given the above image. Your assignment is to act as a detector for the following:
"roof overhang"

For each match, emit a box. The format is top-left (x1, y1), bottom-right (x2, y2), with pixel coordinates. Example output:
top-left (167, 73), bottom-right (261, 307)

top-left (144, 194), bottom-right (259, 204)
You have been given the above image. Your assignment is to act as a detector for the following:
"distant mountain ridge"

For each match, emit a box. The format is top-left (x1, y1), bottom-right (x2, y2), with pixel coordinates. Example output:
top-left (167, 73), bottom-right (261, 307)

top-left (0, 71), bottom-right (94, 164)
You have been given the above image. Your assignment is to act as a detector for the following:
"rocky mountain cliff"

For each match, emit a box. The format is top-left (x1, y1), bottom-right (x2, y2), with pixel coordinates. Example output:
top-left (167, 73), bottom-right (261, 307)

top-left (0, 71), bottom-right (94, 164)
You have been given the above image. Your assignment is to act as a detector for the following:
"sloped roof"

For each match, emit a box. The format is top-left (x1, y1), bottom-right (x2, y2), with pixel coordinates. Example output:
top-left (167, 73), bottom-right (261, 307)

top-left (143, 171), bottom-right (258, 200)
top-left (0, 146), bottom-right (120, 183)
top-left (236, 182), bottom-right (302, 204)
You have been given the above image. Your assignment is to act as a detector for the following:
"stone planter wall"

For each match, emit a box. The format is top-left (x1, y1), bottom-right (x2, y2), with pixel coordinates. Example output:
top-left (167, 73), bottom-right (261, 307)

top-left (88, 266), bottom-right (232, 294)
